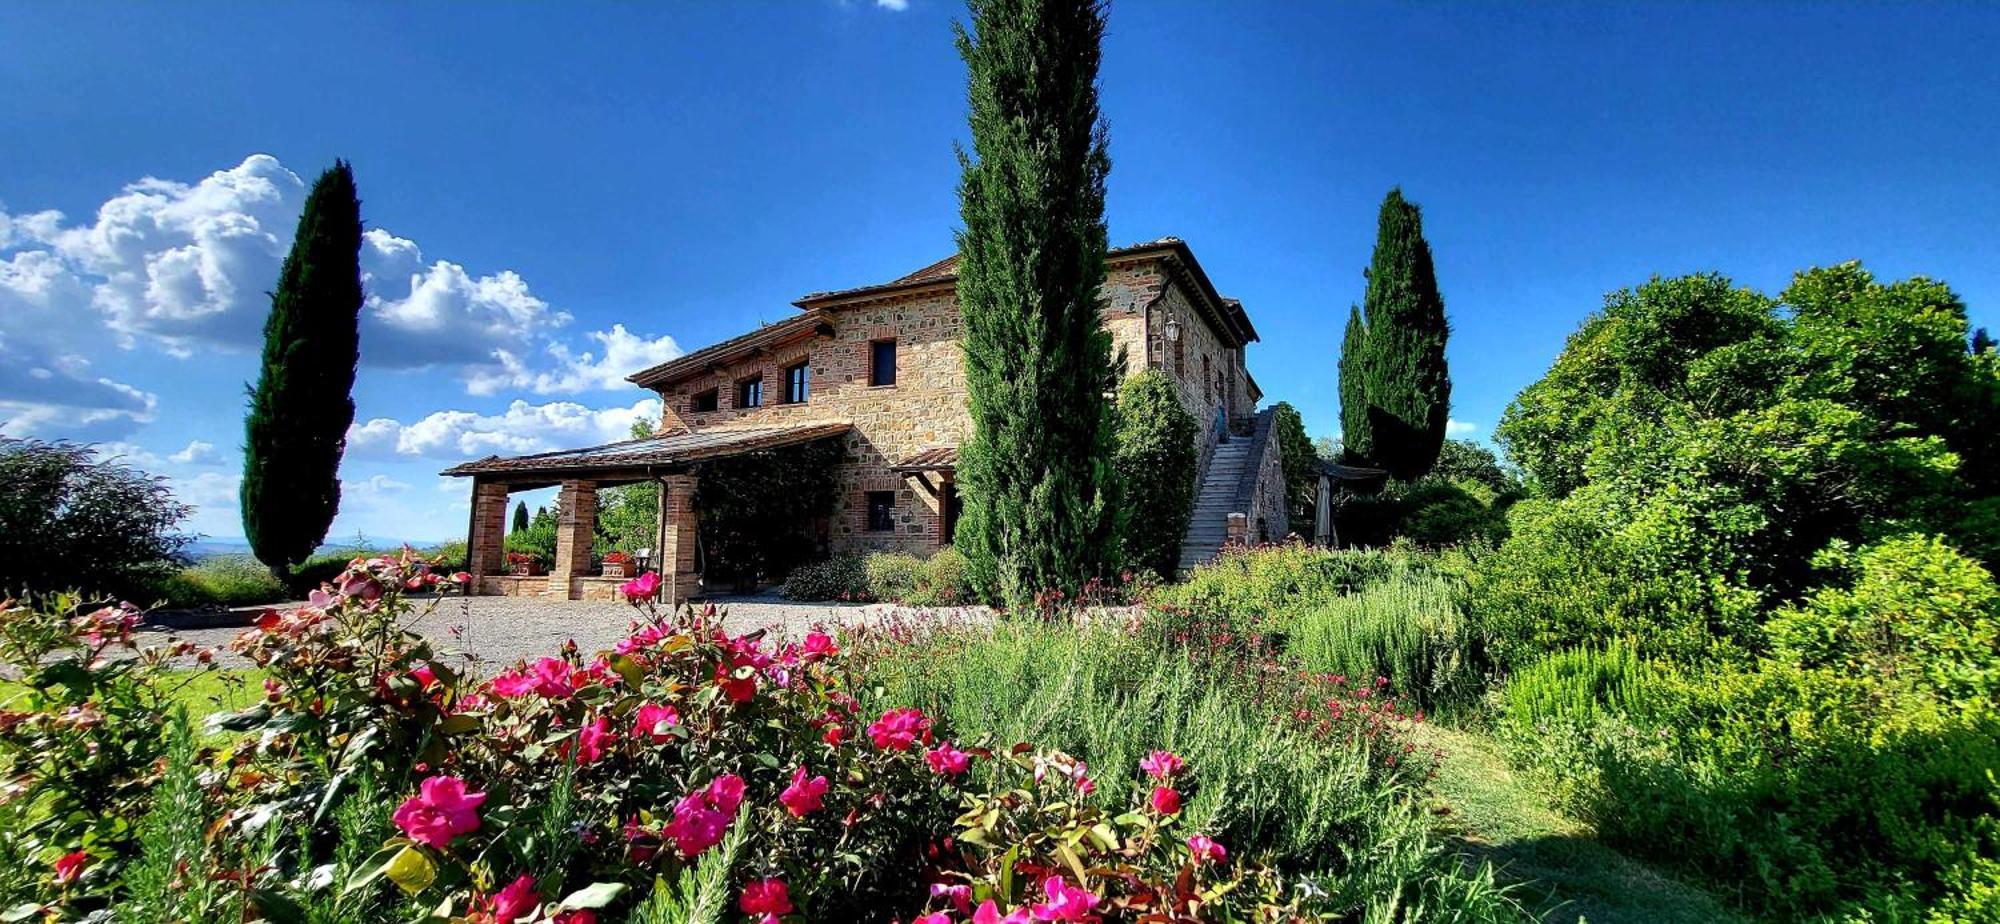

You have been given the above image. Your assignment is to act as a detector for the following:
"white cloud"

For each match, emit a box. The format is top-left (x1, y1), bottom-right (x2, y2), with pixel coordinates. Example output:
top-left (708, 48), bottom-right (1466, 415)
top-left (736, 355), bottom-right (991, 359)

top-left (1445, 419), bottom-right (1478, 436)
top-left (348, 397), bottom-right (662, 460)
top-left (169, 439), bottom-right (221, 465)
top-left (876, 0), bottom-right (910, 9)
top-left (468, 324), bottom-right (684, 396)
top-left (0, 155), bottom-right (674, 396)
top-left (347, 473), bottom-right (411, 495)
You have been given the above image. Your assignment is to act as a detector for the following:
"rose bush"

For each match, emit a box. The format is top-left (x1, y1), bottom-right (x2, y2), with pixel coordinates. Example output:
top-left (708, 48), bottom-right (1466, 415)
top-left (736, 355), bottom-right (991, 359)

top-left (4, 553), bottom-right (1520, 922)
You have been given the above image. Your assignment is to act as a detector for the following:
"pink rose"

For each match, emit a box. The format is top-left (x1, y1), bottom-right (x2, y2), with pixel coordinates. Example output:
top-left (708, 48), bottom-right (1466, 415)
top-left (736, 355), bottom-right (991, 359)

top-left (1149, 785), bottom-right (1182, 815)
top-left (1139, 749), bottom-right (1185, 780)
top-left (780, 766), bottom-right (829, 817)
top-left (1028, 877), bottom-right (1099, 921)
top-left (575, 716), bottom-right (616, 764)
top-left (1187, 834), bottom-right (1227, 864)
top-left (925, 741), bottom-right (972, 777)
top-left (972, 900), bottom-right (1033, 924)
top-left (489, 874), bottom-right (539, 923)
top-left (392, 775), bottom-right (487, 849)
top-left (867, 707), bottom-right (932, 751)
top-left (634, 702), bottom-right (680, 742)
top-left (620, 571), bottom-right (662, 602)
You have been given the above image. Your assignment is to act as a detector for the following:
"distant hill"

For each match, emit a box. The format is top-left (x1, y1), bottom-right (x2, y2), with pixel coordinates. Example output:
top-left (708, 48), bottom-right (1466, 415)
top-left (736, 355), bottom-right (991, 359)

top-left (186, 536), bottom-right (457, 562)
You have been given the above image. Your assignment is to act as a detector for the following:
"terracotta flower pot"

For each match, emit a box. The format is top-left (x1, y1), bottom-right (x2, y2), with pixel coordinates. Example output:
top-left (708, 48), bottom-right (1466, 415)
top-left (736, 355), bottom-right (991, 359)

top-left (601, 561), bottom-right (634, 579)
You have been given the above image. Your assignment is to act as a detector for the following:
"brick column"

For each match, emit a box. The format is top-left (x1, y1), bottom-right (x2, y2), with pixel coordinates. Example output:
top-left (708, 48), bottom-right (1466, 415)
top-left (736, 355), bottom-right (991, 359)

top-left (550, 479), bottom-right (598, 600)
top-left (659, 473), bottom-right (701, 606)
top-left (1225, 512), bottom-right (1248, 548)
top-left (467, 479), bottom-right (511, 589)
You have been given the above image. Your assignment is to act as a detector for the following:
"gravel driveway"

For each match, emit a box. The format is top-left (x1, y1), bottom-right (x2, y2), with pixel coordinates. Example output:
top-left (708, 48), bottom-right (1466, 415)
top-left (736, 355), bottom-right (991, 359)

top-left (143, 594), bottom-right (992, 669)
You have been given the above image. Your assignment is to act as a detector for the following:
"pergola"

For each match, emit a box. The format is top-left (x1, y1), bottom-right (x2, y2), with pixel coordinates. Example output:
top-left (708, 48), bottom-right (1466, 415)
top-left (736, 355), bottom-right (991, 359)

top-left (1313, 459), bottom-right (1389, 547)
top-left (442, 421), bottom-right (851, 603)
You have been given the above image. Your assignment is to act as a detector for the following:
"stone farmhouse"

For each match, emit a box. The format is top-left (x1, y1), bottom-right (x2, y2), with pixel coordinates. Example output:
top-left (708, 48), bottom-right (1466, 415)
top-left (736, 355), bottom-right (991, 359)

top-left (444, 237), bottom-right (1290, 601)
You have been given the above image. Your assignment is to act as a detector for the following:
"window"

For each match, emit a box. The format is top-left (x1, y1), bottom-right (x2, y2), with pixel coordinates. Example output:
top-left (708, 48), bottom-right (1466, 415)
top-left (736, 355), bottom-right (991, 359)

top-left (783, 361), bottom-right (811, 404)
top-left (737, 376), bottom-right (763, 408)
top-left (870, 339), bottom-right (898, 387)
top-left (865, 491), bottom-right (895, 532)
top-left (691, 388), bottom-right (718, 413)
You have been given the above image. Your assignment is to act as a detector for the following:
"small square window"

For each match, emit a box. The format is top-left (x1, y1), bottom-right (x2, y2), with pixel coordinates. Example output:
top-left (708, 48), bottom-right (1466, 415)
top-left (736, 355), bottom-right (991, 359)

top-left (870, 339), bottom-right (898, 387)
top-left (737, 376), bottom-right (763, 408)
top-left (865, 491), bottom-right (895, 532)
top-left (784, 361), bottom-right (811, 404)
top-left (691, 388), bottom-right (718, 413)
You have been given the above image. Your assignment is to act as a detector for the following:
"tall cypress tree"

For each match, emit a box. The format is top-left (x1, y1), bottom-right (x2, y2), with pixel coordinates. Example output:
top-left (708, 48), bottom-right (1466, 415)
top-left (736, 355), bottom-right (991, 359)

top-left (241, 161), bottom-right (364, 579)
top-left (1337, 188), bottom-right (1451, 480)
top-left (512, 501), bottom-right (529, 534)
top-left (952, 0), bottom-right (1119, 606)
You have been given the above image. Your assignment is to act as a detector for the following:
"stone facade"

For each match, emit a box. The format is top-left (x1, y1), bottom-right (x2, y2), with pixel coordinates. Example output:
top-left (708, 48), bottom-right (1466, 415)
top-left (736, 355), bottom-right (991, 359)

top-left (449, 239), bottom-right (1285, 599)
top-left (641, 245), bottom-right (1267, 566)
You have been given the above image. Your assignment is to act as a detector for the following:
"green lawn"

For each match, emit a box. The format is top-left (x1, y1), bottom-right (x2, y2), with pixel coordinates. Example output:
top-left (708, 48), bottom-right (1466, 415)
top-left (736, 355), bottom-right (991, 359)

top-left (0, 667), bottom-right (263, 732)
top-left (1418, 723), bottom-right (1749, 924)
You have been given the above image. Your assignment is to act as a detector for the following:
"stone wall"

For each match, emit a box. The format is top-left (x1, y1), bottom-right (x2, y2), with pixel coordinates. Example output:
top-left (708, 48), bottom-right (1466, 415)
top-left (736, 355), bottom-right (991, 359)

top-left (647, 253), bottom-right (1262, 566)
top-left (1221, 409), bottom-right (1291, 548)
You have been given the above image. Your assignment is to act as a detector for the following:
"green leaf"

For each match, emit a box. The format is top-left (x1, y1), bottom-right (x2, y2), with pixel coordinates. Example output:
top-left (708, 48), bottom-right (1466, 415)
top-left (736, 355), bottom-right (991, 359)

top-left (558, 882), bottom-right (627, 910)
top-left (438, 714), bottom-right (481, 735)
top-left (382, 845), bottom-right (437, 894)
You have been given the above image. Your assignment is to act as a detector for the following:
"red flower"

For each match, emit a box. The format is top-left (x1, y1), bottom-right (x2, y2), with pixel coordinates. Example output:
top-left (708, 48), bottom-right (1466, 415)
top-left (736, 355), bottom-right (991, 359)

top-left (801, 630), bottom-right (838, 660)
top-left (52, 851), bottom-right (86, 885)
top-left (739, 878), bottom-right (793, 918)
top-left (867, 707), bottom-right (932, 751)
top-left (1149, 785), bottom-right (1182, 815)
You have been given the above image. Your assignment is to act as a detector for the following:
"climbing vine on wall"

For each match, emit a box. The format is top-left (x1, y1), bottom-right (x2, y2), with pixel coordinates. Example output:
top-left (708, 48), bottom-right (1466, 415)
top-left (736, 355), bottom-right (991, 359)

top-left (693, 437), bottom-right (844, 585)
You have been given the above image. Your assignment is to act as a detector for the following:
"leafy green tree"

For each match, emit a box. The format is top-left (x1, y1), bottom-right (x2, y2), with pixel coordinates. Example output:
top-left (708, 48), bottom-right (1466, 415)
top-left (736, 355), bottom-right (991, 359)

top-left (1112, 371), bottom-right (1198, 577)
top-left (0, 439), bottom-right (192, 599)
top-left (240, 160), bottom-right (364, 579)
top-left (1480, 264), bottom-right (2000, 667)
top-left (1270, 402), bottom-right (1318, 529)
top-left (511, 501), bottom-right (529, 535)
top-left (596, 420), bottom-right (660, 555)
top-left (1427, 439), bottom-right (1515, 495)
top-left (1337, 188), bottom-right (1452, 480)
top-left (951, 0), bottom-right (1119, 604)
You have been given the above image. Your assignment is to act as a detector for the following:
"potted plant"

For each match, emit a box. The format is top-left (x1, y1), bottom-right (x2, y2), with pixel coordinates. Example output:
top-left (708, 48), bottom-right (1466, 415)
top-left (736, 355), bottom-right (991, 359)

top-left (506, 552), bottom-right (543, 576)
top-left (600, 550), bottom-right (635, 579)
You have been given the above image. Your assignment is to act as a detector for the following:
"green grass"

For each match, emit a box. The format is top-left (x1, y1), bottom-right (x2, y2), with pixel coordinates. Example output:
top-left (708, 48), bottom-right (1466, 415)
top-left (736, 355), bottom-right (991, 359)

top-left (0, 668), bottom-right (263, 739)
top-left (1416, 723), bottom-right (1748, 924)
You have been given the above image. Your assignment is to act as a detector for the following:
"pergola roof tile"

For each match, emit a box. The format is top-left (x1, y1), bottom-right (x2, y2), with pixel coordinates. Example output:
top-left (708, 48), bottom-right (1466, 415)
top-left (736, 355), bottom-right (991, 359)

top-left (441, 421), bottom-right (852, 478)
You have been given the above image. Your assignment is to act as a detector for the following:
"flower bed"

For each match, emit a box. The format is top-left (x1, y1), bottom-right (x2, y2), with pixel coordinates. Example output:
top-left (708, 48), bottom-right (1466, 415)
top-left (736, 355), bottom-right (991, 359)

top-left (0, 552), bottom-right (1521, 922)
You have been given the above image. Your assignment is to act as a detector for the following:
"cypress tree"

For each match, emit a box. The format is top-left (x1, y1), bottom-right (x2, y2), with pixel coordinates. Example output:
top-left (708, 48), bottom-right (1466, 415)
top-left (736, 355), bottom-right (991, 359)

top-left (241, 161), bottom-right (364, 579)
top-left (951, 0), bottom-right (1119, 605)
top-left (512, 501), bottom-right (529, 534)
top-left (1337, 188), bottom-right (1451, 480)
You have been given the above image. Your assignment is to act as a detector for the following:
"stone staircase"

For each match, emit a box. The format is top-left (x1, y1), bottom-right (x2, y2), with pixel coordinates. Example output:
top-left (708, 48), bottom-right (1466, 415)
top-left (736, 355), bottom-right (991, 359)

top-left (1177, 436), bottom-right (1253, 574)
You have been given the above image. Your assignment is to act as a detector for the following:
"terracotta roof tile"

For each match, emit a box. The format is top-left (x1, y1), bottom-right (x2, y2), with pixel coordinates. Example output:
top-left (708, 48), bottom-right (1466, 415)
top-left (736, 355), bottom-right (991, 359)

top-left (441, 421), bottom-right (852, 478)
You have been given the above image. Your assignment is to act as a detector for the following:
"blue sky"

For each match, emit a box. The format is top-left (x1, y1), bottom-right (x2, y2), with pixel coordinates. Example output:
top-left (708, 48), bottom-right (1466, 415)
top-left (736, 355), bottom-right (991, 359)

top-left (2, 1), bottom-right (1996, 543)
